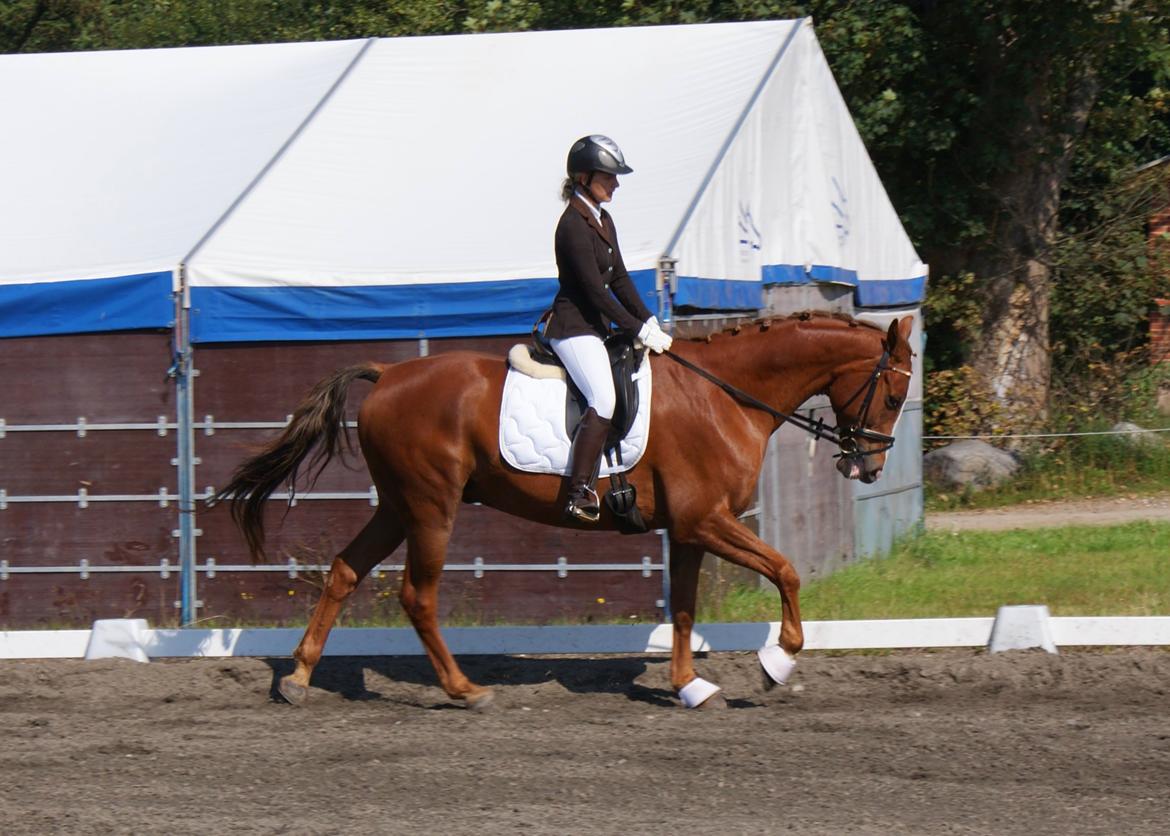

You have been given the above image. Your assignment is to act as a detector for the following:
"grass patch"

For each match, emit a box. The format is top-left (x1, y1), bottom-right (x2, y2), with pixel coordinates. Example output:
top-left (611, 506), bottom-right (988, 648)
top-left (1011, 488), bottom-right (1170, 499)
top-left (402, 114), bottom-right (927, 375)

top-left (926, 430), bottom-right (1170, 511)
top-left (699, 521), bottom-right (1170, 622)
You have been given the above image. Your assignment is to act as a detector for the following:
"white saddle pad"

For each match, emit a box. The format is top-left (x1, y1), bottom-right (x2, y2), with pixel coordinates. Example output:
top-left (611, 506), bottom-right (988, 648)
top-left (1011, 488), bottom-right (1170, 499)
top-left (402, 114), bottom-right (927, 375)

top-left (499, 356), bottom-right (652, 476)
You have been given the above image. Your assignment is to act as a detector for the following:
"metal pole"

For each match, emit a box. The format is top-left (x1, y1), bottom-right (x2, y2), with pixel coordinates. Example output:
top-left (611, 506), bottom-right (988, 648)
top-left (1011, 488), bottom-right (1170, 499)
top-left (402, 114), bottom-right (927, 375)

top-left (660, 19), bottom-right (805, 261)
top-left (174, 269), bottom-right (198, 625)
top-left (660, 529), bottom-right (671, 621)
top-left (656, 256), bottom-right (677, 329)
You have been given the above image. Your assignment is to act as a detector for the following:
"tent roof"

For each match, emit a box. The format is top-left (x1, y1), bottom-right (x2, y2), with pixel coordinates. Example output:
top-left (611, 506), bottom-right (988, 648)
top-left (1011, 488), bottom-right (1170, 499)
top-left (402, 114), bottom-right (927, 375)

top-left (0, 21), bottom-right (925, 342)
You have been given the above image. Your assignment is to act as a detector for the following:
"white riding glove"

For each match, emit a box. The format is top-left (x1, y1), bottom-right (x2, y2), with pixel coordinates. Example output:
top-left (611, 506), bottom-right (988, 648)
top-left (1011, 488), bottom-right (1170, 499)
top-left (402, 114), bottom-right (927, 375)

top-left (637, 316), bottom-right (673, 354)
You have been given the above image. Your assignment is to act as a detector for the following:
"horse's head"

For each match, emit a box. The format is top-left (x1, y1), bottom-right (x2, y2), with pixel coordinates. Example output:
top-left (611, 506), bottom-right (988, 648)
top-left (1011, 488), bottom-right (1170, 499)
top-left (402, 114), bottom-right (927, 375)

top-left (826, 317), bottom-right (914, 484)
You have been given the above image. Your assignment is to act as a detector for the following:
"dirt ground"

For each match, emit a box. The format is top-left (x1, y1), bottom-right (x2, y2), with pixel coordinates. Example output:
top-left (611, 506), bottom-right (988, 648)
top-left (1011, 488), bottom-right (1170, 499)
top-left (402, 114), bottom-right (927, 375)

top-left (925, 491), bottom-right (1170, 532)
top-left (4, 497), bottom-right (1167, 834)
top-left (2, 648), bottom-right (1168, 835)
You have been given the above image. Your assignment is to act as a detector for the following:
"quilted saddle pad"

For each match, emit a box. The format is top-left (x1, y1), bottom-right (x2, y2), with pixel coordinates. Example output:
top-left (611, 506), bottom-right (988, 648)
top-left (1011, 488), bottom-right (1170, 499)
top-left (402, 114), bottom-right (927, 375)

top-left (498, 357), bottom-right (652, 476)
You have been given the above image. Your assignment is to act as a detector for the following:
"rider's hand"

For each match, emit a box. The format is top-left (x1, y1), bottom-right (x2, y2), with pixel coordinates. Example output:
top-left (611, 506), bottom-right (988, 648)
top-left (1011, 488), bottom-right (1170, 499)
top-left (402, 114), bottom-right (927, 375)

top-left (638, 318), bottom-right (673, 354)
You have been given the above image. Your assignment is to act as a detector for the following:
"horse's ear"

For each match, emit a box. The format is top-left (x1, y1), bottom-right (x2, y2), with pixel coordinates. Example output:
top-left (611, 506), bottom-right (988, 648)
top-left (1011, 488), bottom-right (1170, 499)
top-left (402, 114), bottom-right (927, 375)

top-left (884, 317), bottom-right (913, 356)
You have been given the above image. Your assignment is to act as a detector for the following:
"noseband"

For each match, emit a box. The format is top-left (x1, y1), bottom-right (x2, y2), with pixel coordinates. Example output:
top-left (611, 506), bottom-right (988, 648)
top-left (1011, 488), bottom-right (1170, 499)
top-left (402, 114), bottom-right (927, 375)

top-left (664, 348), bottom-right (911, 462)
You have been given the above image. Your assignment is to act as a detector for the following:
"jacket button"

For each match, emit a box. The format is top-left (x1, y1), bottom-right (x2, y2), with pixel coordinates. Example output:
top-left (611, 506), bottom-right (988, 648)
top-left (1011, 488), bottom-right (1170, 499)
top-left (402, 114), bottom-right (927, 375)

top-left (603, 283), bottom-right (609, 289)
top-left (607, 266), bottom-right (613, 272)
top-left (608, 248), bottom-right (613, 254)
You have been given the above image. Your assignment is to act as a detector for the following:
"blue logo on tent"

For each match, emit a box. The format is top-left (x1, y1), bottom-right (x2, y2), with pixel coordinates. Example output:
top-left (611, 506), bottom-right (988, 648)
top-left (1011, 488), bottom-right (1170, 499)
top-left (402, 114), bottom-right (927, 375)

top-left (738, 202), bottom-right (761, 260)
top-left (831, 177), bottom-right (850, 246)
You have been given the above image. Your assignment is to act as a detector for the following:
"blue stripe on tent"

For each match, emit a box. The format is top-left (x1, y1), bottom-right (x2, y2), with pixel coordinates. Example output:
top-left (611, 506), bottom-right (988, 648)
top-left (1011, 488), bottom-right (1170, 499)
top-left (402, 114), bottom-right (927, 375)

top-left (760, 264), bottom-right (805, 284)
top-left (0, 272), bottom-right (173, 337)
top-left (672, 276), bottom-right (762, 310)
top-left (761, 263), bottom-right (859, 286)
top-left (854, 275), bottom-right (927, 307)
top-left (808, 265), bottom-right (858, 286)
top-left (759, 263), bottom-right (925, 305)
top-left (190, 270), bottom-right (660, 343)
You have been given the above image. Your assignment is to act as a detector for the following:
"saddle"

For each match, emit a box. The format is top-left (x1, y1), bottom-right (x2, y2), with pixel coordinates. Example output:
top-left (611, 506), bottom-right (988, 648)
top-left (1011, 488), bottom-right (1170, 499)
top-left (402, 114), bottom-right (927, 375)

top-left (505, 319), bottom-right (648, 534)
top-left (521, 332), bottom-right (643, 445)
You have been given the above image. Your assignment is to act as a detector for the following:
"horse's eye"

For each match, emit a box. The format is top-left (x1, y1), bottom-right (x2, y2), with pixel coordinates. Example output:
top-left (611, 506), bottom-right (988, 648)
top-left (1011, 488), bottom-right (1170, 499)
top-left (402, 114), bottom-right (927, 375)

top-left (885, 394), bottom-right (903, 410)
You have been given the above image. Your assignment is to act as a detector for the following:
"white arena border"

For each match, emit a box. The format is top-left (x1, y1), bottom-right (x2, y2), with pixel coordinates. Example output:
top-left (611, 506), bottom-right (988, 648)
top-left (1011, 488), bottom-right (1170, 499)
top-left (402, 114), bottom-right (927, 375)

top-left (2, 617), bottom-right (1169, 660)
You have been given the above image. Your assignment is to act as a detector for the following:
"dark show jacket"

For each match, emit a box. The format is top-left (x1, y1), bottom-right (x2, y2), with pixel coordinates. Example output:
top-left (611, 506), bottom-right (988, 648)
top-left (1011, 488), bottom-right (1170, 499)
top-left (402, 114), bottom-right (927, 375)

top-left (545, 196), bottom-right (653, 340)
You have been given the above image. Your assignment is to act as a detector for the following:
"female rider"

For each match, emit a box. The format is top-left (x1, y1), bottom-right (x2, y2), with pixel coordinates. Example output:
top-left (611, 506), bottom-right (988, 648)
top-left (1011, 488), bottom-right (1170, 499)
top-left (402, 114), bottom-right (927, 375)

top-left (545, 135), bottom-right (672, 523)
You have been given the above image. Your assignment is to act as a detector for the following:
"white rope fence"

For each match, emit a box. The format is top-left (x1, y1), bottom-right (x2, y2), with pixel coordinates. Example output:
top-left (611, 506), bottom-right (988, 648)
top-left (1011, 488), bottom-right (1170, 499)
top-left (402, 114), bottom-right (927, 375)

top-left (925, 427), bottom-right (1170, 441)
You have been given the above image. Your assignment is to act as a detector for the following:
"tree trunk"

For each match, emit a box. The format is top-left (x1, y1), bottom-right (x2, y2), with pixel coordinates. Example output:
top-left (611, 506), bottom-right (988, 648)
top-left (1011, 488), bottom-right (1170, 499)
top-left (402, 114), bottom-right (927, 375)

top-left (973, 255), bottom-right (1052, 427)
top-left (971, 59), bottom-right (1100, 428)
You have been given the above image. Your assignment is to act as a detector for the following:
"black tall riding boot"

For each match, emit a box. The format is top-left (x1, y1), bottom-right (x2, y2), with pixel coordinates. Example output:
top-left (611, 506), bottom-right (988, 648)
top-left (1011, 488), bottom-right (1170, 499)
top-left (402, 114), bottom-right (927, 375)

top-left (565, 407), bottom-right (612, 523)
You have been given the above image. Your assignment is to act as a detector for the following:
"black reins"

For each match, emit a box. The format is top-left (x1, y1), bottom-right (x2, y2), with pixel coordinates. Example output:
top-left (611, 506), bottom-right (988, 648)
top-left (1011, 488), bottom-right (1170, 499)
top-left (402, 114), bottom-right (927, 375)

top-left (662, 347), bottom-right (909, 460)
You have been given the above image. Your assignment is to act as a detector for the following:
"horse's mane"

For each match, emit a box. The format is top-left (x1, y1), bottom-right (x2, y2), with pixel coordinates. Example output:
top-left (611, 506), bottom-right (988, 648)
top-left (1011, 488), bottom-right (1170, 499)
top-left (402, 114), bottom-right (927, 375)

top-left (685, 310), bottom-right (885, 342)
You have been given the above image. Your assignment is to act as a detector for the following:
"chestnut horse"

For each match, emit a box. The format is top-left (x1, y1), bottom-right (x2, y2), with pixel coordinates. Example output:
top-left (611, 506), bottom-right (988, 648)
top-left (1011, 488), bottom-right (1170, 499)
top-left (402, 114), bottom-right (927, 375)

top-left (216, 312), bottom-right (914, 709)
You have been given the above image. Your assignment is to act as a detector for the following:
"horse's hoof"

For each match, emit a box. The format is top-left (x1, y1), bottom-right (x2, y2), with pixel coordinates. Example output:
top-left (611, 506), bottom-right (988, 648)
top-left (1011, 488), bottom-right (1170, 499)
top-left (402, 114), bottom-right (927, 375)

top-left (678, 676), bottom-right (722, 709)
top-left (696, 691), bottom-right (727, 710)
top-left (760, 664), bottom-right (777, 691)
top-left (277, 677), bottom-right (310, 707)
top-left (758, 645), bottom-right (796, 689)
top-left (465, 688), bottom-right (495, 713)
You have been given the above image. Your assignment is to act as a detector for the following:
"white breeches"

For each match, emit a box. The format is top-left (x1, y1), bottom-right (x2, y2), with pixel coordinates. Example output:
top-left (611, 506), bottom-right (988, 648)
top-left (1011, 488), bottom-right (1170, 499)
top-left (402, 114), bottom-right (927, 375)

top-left (549, 334), bottom-right (616, 420)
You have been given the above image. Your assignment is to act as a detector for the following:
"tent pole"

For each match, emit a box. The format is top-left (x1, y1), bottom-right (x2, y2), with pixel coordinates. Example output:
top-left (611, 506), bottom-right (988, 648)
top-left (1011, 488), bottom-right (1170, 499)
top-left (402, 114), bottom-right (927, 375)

top-left (655, 258), bottom-right (676, 621)
top-left (661, 19), bottom-right (805, 259)
top-left (656, 257), bottom-right (676, 327)
top-left (174, 267), bottom-right (198, 626)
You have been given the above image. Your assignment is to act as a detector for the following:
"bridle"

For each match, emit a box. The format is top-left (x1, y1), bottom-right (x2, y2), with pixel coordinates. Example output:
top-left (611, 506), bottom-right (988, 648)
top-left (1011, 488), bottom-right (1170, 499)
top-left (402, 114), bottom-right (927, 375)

top-left (830, 349), bottom-right (913, 459)
top-left (663, 347), bottom-right (911, 463)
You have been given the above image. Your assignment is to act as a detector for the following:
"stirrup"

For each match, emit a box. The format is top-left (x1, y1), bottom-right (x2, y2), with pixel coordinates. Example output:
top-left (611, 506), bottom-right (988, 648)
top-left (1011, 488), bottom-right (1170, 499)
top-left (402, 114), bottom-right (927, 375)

top-left (565, 486), bottom-right (601, 523)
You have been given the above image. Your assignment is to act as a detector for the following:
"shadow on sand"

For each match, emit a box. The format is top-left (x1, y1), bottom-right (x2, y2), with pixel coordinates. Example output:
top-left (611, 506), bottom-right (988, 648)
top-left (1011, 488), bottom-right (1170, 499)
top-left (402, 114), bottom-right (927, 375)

top-left (262, 654), bottom-right (763, 709)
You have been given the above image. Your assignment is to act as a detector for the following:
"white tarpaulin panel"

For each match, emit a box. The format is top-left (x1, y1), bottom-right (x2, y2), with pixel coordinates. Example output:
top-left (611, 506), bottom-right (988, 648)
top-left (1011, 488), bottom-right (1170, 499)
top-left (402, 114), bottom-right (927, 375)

top-left (668, 21), bottom-right (926, 309)
top-left (0, 20), bottom-right (925, 343)
top-left (0, 39), bottom-right (365, 336)
top-left (184, 23), bottom-right (793, 341)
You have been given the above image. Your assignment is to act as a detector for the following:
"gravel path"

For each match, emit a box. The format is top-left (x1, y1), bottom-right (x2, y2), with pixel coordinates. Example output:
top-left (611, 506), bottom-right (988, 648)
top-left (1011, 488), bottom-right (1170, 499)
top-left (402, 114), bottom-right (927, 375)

top-left (925, 491), bottom-right (1170, 532)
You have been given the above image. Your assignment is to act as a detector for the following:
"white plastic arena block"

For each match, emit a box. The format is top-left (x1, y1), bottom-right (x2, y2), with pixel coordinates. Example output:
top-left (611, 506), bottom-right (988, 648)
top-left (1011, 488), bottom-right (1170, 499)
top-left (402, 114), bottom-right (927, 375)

top-left (85, 618), bottom-right (151, 663)
top-left (987, 605), bottom-right (1058, 655)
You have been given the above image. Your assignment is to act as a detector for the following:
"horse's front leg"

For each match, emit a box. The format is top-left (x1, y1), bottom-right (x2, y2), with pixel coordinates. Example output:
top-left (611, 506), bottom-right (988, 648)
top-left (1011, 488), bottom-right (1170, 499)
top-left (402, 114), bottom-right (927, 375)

top-left (668, 541), bottom-right (725, 709)
top-left (694, 508), bottom-right (801, 688)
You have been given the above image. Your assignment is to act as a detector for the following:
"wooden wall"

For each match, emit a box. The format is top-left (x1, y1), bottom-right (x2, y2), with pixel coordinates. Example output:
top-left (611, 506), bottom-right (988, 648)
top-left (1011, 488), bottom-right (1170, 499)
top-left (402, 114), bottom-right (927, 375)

top-left (0, 332), bottom-right (662, 628)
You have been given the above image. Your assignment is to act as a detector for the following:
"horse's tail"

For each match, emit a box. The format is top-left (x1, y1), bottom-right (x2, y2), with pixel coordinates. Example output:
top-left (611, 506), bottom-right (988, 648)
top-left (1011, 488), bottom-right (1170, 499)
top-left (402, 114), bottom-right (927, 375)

top-left (212, 363), bottom-right (385, 562)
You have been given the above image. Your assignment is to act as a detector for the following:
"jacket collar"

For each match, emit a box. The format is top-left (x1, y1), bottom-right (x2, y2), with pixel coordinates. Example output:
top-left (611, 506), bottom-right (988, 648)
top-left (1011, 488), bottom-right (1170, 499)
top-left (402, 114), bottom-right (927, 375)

top-left (569, 194), bottom-right (614, 245)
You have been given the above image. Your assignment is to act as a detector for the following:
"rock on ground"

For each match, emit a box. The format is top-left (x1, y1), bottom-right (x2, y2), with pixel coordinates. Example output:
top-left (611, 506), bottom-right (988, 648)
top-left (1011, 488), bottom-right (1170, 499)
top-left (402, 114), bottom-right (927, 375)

top-left (923, 439), bottom-right (1020, 491)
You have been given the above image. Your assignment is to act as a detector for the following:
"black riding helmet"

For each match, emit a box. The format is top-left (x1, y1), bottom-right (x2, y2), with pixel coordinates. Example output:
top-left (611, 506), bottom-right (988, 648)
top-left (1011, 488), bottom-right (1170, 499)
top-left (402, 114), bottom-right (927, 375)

top-left (567, 135), bottom-right (633, 176)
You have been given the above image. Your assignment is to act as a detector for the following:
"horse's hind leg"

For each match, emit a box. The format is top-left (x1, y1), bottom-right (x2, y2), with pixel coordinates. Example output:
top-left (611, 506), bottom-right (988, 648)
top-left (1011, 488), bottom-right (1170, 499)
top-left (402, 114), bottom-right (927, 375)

top-left (279, 508), bottom-right (404, 706)
top-left (399, 521), bottom-right (493, 710)
top-left (668, 541), bottom-right (725, 709)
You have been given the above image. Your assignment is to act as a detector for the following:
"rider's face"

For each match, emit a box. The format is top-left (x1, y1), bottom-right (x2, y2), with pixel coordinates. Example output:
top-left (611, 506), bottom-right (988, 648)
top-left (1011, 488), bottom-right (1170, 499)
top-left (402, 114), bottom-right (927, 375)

top-left (585, 171), bottom-right (619, 204)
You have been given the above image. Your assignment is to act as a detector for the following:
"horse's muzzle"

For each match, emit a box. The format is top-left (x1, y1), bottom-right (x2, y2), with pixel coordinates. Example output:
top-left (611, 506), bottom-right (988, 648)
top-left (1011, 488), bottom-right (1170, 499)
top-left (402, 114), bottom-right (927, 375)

top-left (836, 453), bottom-right (882, 483)
top-left (835, 454), bottom-right (863, 480)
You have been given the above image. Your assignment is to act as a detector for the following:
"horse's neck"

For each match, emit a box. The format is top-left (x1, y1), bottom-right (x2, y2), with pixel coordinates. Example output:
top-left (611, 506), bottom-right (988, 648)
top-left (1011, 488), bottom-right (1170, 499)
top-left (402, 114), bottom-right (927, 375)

top-left (691, 321), bottom-right (874, 413)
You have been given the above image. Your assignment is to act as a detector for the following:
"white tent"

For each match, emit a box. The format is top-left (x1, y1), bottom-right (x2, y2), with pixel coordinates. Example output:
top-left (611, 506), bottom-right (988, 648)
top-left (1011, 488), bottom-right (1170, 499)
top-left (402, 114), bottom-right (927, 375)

top-left (0, 20), bottom-right (926, 342)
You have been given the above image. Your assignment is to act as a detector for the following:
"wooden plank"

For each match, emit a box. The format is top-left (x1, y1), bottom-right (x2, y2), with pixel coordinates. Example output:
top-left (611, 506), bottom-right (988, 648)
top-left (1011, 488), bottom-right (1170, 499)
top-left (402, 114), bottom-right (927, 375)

top-left (0, 332), bottom-right (173, 422)
top-left (758, 403), bottom-right (855, 582)
top-left (0, 574), bottom-right (182, 628)
top-left (0, 432), bottom-right (175, 493)
top-left (0, 504), bottom-right (177, 567)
